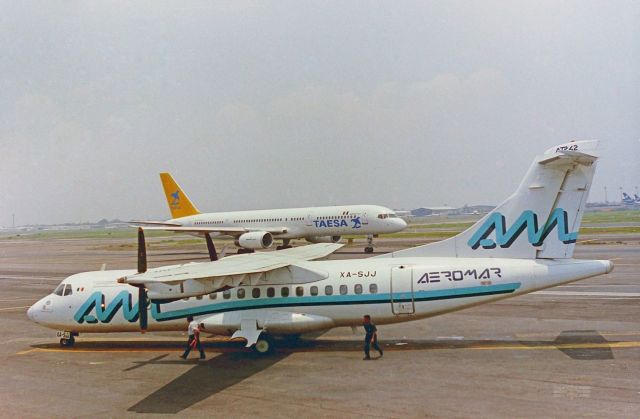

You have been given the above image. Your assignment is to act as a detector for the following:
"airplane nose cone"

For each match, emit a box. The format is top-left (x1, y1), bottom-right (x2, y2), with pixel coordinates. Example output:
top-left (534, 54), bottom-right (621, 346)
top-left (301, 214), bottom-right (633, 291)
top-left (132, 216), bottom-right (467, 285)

top-left (397, 218), bottom-right (408, 230)
top-left (27, 305), bottom-right (35, 321)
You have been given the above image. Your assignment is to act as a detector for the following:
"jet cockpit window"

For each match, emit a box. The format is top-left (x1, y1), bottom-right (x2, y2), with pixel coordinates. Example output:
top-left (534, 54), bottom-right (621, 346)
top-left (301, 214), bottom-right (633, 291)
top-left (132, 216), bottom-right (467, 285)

top-left (63, 284), bottom-right (73, 296)
top-left (53, 284), bottom-right (65, 296)
top-left (377, 214), bottom-right (388, 219)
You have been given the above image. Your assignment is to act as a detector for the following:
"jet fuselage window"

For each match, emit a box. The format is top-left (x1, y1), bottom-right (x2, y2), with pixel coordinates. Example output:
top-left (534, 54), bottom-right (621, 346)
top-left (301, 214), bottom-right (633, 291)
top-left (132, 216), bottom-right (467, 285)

top-left (252, 288), bottom-right (260, 298)
top-left (339, 285), bottom-right (348, 295)
top-left (281, 287), bottom-right (290, 297)
top-left (369, 283), bottom-right (378, 294)
top-left (354, 284), bottom-right (363, 295)
top-left (223, 290), bottom-right (231, 299)
top-left (310, 286), bottom-right (318, 296)
top-left (267, 287), bottom-right (275, 298)
top-left (295, 286), bottom-right (304, 297)
top-left (237, 288), bottom-right (245, 299)
top-left (209, 293), bottom-right (217, 300)
top-left (325, 285), bottom-right (333, 296)
top-left (63, 284), bottom-right (73, 296)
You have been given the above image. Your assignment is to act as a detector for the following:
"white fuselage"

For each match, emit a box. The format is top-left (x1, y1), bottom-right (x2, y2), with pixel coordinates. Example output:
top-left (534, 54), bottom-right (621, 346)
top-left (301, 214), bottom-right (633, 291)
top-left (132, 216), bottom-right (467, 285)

top-left (170, 204), bottom-right (406, 239)
top-left (27, 257), bottom-right (612, 336)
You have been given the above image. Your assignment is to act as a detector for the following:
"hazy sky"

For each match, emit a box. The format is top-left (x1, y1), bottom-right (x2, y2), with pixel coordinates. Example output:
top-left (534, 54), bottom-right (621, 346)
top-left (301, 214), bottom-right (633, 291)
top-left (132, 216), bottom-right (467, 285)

top-left (1, 1), bottom-right (639, 225)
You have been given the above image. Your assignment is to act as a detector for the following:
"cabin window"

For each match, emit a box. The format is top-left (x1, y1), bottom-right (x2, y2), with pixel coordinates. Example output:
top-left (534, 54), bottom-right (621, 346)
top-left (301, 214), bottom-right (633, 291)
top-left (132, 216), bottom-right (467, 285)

top-left (53, 284), bottom-right (64, 296)
top-left (369, 283), bottom-right (378, 294)
top-left (281, 287), bottom-right (290, 297)
top-left (339, 284), bottom-right (348, 295)
top-left (354, 284), bottom-right (363, 294)
top-left (267, 287), bottom-right (275, 298)
top-left (237, 288), bottom-right (245, 299)
top-left (296, 286), bottom-right (304, 297)
top-left (63, 284), bottom-right (73, 296)
top-left (325, 285), bottom-right (333, 296)
top-left (252, 288), bottom-right (261, 298)
top-left (310, 286), bottom-right (318, 296)
top-left (196, 295), bottom-right (202, 300)
top-left (208, 293), bottom-right (217, 300)
top-left (223, 290), bottom-right (231, 299)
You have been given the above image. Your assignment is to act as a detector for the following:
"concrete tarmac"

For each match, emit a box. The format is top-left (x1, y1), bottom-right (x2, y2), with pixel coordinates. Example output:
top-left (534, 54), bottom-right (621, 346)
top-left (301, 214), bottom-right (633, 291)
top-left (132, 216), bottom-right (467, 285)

top-left (0, 235), bottom-right (639, 417)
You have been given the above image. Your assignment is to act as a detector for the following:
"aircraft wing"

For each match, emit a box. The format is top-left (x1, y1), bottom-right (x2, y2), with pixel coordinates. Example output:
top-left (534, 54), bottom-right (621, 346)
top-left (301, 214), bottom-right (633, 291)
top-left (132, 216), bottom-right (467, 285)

top-left (130, 220), bottom-right (183, 227)
top-left (130, 225), bottom-right (288, 235)
top-left (120, 243), bottom-right (343, 299)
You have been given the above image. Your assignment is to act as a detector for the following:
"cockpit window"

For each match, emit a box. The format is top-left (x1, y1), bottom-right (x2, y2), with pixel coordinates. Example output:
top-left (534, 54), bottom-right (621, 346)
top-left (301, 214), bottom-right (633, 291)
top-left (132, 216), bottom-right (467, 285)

top-left (53, 284), bottom-right (64, 296)
top-left (63, 284), bottom-right (73, 296)
top-left (377, 214), bottom-right (388, 219)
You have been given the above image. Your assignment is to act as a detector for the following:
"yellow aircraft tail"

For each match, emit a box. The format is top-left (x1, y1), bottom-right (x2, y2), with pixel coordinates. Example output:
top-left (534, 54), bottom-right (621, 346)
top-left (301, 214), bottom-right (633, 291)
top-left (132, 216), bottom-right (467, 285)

top-left (159, 173), bottom-right (200, 219)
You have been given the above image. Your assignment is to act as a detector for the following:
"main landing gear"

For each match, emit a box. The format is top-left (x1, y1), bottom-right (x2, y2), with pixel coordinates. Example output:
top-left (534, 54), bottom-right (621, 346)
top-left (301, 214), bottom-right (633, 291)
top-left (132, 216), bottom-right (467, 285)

top-left (276, 239), bottom-right (292, 251)
top-left (252, 334), bottom-right (275, 355)
top-left (364, 234), bottom-right (375, 254)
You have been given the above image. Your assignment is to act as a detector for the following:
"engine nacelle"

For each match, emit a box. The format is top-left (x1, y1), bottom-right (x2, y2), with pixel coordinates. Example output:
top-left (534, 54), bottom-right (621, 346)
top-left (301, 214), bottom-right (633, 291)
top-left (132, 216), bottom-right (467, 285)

top-left (235, 231), bottom-right (273, 249)
top-left (305, 235), bottom-right (341, 244)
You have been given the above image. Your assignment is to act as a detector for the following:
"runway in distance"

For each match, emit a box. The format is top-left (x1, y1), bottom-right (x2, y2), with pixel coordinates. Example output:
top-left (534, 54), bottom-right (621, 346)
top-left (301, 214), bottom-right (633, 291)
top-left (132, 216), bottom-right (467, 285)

top-left (28, 140), bottom-right (613, 354)
top-left (134, 173), bottom-right (407, 254)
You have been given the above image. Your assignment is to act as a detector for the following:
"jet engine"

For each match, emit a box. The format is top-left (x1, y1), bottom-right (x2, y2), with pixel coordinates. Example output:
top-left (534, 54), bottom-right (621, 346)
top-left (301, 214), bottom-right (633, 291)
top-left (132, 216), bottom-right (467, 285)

top-left (236, 231), bottom-right (273, 249)
top-left (305, 235), bottom-right (341, 244)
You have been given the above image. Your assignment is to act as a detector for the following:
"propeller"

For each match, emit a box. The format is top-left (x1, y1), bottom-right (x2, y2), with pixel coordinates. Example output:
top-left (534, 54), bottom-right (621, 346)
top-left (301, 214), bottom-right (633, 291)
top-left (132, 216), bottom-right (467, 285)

top-left (205, 233), bottom-right (218, 261)
top-left (136, 227), bottom-right (148, 332)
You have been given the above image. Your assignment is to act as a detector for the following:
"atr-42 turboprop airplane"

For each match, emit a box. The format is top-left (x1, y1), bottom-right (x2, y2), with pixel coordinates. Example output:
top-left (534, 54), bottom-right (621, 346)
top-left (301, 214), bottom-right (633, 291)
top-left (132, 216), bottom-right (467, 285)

top-left (28, 141), bottom-right (613, 354)
top-left (134, 173), bottom-right (406, 254)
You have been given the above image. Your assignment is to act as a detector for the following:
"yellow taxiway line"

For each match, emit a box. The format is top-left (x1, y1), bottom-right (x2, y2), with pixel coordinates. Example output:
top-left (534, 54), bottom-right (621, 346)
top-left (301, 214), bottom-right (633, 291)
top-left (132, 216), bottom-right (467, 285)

top-left (15, 340), bottom-right (640, 356)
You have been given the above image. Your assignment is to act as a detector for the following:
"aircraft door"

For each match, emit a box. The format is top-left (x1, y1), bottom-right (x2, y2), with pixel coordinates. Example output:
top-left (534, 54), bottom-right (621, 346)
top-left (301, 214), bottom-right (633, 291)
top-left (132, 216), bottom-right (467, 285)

top-left (390, 265), bottom-right (414, 314)
top-left (362, 212), bottom-right (369, 225)
top-left (305, 214), bottom-right (313, 227)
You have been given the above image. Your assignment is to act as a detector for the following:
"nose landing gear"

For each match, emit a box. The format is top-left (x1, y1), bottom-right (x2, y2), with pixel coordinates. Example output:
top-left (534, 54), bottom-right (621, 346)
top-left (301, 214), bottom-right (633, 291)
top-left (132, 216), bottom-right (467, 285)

top-left (57, 331), bottom-right (78, 347)
top-left (364, 234), bottom-right (375, 254)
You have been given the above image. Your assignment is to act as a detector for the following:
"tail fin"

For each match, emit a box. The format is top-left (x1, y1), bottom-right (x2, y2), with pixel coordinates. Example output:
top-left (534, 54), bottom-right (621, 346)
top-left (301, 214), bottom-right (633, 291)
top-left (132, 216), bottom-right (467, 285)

top-left (159, 173), bottom-right (200, 219)
top-left (379, 140), bottom-right (599, 260)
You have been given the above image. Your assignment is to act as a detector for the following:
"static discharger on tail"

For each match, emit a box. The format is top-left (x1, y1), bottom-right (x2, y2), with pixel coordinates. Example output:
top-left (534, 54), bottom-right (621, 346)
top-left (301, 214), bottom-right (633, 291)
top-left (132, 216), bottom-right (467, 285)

top-left (133, 172), bottom-right (407, 254)
top-left (28, 140), bottom-right (613, 355)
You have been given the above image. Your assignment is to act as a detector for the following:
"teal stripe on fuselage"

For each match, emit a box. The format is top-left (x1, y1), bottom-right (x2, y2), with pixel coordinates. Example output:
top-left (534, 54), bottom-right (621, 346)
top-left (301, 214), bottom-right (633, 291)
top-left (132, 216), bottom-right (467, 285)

top-left (151, 282), bottom-right (521, 322)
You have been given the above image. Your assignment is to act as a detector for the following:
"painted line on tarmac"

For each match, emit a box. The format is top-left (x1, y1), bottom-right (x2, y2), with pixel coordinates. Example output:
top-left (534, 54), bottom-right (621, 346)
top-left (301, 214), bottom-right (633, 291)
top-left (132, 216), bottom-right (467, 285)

top-left (15, 341), bottom-right (640, 356)
top-left (0, 305), bottom-right (30, 312)
top-left (0, 297), bottom-right (39, 302)
top-left (533, 291), bottom-right (640, 298)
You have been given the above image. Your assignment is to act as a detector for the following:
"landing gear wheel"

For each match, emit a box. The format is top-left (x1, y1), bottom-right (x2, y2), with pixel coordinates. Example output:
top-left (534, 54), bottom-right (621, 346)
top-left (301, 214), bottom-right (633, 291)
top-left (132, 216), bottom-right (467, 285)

top-left (364, 246), bottom-right (374, 254)
top-left (252, 336), bottom-right (274, 355)
top-left (60, 336), bottom-right (75, 347)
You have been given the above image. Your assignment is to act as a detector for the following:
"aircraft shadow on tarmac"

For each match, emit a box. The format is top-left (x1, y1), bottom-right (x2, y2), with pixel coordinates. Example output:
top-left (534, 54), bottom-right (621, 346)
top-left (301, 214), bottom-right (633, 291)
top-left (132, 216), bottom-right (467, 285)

top-left (29, 330), bottom-right (616, 414)
top-left (127, 351), bottom-right (289, 414)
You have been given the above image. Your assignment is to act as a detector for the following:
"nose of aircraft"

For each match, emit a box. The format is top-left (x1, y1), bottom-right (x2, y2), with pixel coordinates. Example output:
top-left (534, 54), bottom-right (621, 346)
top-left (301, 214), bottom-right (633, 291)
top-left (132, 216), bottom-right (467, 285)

top-left (396, 217), bottom-right (408, 230)
top-left (27, 304), bottom-right (35, 321)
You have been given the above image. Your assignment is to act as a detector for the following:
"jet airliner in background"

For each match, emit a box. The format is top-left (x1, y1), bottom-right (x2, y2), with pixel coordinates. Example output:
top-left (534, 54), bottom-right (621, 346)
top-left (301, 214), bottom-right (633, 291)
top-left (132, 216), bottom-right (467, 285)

top-left (135, 173), bottom-right (406, 254)
top-left (28, 140), bottom-right (613, 354)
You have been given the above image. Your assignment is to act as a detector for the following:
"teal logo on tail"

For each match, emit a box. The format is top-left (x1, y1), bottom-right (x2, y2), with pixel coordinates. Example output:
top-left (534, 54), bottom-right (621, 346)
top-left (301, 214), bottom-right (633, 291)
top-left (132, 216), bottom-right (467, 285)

top-left (468, 208), bottom-right (578, 250)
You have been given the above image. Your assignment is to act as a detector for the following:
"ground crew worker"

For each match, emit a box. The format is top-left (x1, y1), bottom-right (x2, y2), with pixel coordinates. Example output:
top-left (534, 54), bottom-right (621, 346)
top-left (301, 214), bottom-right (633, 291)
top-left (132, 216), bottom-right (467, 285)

top-left (180, 315), bottom-right (205, 360)
top-left (362, 314), bottom-right (383, 360)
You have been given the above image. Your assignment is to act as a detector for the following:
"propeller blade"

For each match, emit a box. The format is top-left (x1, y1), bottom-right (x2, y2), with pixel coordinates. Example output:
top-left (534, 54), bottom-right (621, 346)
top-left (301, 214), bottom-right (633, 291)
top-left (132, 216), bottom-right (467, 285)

top-left (138, 286), bottom-right (148, 332)
top-left (205, 233), bottom-right (218, 261)
top-left (137, 227), bottom-right (147, 273)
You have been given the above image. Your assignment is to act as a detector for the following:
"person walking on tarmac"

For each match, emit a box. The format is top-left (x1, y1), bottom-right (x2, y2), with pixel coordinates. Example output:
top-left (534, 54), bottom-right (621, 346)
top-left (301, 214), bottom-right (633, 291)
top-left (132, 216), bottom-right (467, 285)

top-left (180, 316), bottom-right (205, 360)
top-left (363, 315), bottom-right (383, 360)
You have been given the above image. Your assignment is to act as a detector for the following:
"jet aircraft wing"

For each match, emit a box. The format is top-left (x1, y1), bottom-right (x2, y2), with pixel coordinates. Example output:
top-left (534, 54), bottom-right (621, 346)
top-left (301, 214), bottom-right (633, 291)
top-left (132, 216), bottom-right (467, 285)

top-left (130, 225), bottom-right (288, 235)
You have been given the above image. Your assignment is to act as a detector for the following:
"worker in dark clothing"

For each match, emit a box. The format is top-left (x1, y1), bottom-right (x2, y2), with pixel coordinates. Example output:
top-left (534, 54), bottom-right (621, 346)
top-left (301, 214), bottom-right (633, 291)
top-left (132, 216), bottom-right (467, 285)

top-left (180, 316), bottom-right (205, 360)
top-left (363, 315), bottom-right (383, 360)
